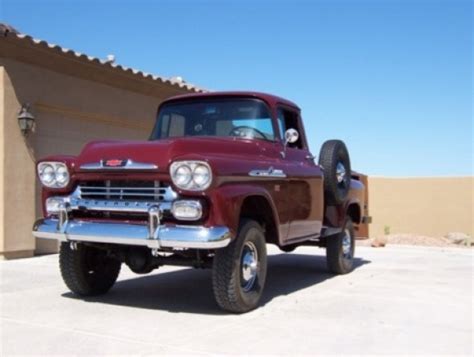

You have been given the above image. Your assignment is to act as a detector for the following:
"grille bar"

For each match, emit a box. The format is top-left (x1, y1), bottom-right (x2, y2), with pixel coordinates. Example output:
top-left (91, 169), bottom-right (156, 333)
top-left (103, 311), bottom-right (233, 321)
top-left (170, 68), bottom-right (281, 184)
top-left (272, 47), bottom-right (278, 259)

top-left (77, 181), bottom-right (177, 202)
top-left (80, 186), bottom-right (167, 191)
top-left (80, 192), bottom-right (165, 197)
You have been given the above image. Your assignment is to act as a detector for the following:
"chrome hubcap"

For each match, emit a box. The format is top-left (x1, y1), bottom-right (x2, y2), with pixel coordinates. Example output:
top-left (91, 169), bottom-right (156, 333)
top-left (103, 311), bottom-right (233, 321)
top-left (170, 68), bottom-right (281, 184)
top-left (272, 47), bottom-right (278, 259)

top-left (336, 162), bottom-right (346, 184)
top-left (342, 229), bottom-right (352, 259)
top-left (241, 241), bottom-right (258, 292)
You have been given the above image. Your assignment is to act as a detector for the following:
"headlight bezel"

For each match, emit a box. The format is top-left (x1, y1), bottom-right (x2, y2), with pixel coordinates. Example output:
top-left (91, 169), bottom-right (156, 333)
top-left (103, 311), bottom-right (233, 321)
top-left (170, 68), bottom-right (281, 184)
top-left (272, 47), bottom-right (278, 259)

top-left (170, 161), bottom-right (212, 191)
top-left (37, 162), bottom-right (70, 188)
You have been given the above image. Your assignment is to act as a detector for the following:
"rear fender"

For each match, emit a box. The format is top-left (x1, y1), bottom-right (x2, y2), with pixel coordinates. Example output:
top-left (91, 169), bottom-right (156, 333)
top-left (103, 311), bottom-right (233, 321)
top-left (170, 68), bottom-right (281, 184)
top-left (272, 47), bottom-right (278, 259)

top-left (324, 178), bottom-right (365, 228)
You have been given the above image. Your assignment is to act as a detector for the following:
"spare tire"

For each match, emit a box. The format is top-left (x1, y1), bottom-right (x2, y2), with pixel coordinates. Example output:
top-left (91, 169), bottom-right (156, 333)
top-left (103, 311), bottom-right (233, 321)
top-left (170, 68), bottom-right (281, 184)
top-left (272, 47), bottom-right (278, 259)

top-left (318, 140), bottom-right (351, 205)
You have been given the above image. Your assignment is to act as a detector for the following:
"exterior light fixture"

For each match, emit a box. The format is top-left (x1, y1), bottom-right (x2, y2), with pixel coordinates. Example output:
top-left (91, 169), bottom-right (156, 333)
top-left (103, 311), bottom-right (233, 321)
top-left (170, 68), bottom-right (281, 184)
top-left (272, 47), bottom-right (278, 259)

top-left (18, 104), bottom-right (35, 136)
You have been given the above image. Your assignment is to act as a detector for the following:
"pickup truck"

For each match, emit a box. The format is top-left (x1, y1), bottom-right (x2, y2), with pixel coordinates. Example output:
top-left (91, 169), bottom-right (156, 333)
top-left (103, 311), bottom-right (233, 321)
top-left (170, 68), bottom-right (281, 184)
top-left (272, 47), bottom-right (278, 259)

top-left (33, 92), bottom-right (370, 313)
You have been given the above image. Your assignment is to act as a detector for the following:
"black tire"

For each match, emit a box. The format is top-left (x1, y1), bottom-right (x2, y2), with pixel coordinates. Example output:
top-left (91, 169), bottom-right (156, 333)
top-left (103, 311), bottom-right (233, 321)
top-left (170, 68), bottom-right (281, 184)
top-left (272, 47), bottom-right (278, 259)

top-left (59, 242), bottom-right (121, 296)
top-left (319, 140), bottom-right (351, 205)
top-left (212, 219), bottom-right (267, 313)
top-left (326, 218), bottom-right (355, 274)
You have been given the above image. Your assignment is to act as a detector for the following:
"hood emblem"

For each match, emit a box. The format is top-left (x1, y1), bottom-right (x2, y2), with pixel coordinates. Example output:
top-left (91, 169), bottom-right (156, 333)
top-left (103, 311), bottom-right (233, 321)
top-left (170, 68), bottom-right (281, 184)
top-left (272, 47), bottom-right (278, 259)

top-left (103, 159), bottom-right (127, 167)
top-left (80, 159), bottom-right (158, 170)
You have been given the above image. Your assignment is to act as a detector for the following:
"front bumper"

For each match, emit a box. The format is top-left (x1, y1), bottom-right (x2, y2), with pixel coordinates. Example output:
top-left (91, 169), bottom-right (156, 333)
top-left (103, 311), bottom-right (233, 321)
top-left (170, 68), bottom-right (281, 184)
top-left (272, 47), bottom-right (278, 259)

top-left (32, 203), bottom-right (231, 250)
top-left (33, 219), bottom-right (231, 249)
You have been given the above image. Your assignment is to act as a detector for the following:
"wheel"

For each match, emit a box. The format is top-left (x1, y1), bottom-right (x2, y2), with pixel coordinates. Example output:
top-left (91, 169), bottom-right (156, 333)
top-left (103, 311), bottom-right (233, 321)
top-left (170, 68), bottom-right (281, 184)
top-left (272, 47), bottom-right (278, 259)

top-left (318, 140), bottom-right (351, 205)
top-left (326, 218), bottom-right (355, 274)
top-left (59, 242), bottom-right (121, 296)
top-left (212, 219), bottom-right (268, 313)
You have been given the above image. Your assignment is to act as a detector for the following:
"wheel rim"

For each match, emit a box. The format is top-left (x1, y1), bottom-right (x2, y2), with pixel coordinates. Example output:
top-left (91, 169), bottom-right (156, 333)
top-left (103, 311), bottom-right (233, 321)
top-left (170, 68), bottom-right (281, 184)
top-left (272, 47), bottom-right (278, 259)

top-left (241, 241), bottom-right (258, 292)
top-left (336, 162), bottom-right (346, 186)
top-left (342, 229), bottom-right (352, 259)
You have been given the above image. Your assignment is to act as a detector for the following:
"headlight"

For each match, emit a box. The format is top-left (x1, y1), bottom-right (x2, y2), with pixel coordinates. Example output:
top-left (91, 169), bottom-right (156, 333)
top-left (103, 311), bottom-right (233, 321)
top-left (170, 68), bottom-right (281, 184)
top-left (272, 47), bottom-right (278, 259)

top-left (40, 164), bottom-right (55, 185)
top-left (170, 161), bottom-right (212, 191)
top-left (37, 162), bottom-right (70, 188)
top-left (174, 165), bottom-right (192, 186)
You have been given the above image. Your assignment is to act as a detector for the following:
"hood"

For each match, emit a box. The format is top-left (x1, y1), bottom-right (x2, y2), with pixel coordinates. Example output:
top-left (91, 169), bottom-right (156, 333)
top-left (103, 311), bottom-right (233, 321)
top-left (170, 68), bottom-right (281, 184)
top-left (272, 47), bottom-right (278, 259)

top-left (75, 137), bottom-right (266, 172)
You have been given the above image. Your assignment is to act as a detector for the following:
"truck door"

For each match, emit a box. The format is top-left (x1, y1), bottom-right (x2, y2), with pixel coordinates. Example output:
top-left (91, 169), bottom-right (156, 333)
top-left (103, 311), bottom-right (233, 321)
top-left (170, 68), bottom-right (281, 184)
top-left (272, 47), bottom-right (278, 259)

top-left (277, 107), bottom-right (324, 244)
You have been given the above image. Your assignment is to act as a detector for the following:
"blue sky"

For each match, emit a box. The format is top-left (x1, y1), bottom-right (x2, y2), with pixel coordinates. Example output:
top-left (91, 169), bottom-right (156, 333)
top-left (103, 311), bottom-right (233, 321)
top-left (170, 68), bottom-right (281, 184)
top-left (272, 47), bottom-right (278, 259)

top-left (1, 0), bottom-right (472, 176)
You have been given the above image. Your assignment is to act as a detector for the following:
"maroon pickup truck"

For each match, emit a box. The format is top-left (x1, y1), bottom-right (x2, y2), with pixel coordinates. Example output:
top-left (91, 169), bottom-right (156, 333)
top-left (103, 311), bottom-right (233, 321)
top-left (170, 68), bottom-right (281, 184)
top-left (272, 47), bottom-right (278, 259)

top-left (33, 92), bottom-right (370, 313)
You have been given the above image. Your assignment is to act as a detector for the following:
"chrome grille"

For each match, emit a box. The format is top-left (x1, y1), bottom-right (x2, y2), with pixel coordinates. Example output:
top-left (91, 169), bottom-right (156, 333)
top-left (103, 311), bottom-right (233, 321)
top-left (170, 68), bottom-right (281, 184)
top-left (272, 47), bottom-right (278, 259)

top-left (77, 180), bottom-right (176, 202)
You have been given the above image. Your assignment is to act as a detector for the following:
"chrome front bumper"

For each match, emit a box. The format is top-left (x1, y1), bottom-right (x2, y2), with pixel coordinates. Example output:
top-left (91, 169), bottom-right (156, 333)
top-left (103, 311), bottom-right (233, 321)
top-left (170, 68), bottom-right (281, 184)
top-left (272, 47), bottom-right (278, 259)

top-left (33, 219), bottom-right (231, 249)
top-left (32, 203), bottom-right (231, 250)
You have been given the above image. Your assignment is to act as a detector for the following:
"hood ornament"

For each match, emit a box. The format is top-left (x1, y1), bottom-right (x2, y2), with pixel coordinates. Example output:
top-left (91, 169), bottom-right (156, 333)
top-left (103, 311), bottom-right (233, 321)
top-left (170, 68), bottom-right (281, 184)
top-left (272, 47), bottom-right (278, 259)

top-left (80, 159), bottom-right (158, 170)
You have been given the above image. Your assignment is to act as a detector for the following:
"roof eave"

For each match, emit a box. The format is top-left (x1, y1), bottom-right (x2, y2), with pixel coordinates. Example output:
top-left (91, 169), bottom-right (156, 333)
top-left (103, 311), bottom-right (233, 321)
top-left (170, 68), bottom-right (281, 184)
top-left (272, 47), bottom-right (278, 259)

top-left (0, 25), bottom-right (206, 95)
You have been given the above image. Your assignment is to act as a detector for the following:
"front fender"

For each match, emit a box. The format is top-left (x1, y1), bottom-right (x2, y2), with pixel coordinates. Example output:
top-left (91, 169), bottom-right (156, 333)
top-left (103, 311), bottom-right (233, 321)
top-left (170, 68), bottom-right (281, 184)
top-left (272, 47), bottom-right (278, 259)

top-left (38, 155), bottom-right (77, 216)
top-left (206, 184), bottom-right (280, 240)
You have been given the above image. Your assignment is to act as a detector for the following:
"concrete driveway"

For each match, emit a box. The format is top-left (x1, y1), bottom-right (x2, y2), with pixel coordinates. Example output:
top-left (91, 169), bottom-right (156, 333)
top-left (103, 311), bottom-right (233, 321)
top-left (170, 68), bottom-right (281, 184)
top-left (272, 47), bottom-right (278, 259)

top-left (0, 245), bottom-right (472, 355)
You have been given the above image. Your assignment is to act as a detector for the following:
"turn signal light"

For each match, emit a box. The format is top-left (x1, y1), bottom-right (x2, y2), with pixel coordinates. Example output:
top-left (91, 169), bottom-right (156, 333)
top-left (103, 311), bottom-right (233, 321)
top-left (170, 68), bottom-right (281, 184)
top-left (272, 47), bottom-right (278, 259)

top-left (171, 200), bottom-right (202, 221)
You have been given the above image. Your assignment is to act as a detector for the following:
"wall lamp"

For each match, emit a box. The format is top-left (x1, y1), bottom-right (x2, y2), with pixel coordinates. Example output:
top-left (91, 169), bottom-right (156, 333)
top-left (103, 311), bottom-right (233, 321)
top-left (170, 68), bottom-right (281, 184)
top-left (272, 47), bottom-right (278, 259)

top-left (18, 104), bottom-right (35, 136)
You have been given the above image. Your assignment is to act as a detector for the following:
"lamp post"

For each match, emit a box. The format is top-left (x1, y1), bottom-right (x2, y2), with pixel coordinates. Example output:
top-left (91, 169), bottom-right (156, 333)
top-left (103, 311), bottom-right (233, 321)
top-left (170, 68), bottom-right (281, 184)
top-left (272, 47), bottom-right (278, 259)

top-left (17, 104), bottom-right (35, 136)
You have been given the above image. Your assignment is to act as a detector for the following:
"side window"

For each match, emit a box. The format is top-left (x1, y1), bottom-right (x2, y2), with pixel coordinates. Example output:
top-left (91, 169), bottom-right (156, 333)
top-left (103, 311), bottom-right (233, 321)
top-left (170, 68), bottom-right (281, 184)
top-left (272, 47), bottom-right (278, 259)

top-left (277, 108), bottom-right (304, 149)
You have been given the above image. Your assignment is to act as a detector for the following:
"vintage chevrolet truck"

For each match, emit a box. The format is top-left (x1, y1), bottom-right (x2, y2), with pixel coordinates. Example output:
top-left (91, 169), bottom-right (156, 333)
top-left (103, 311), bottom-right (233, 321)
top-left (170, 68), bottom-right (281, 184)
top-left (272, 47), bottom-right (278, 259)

top-left (33, 92), bottom-right (369, 313)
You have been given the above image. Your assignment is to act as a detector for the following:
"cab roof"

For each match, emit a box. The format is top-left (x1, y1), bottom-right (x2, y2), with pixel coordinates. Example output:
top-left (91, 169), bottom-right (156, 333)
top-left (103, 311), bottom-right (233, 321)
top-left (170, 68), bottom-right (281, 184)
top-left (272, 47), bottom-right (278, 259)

top-left (161, 91), bottom-right (300, 110)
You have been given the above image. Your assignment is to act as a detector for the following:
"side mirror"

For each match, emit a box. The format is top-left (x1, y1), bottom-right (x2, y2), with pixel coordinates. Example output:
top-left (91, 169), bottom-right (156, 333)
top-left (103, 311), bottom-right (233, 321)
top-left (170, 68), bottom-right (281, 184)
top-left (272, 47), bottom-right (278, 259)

top-left (284, 128), bottom-right (299, 145)
top-left (281, 128), bottom-right (299, 158)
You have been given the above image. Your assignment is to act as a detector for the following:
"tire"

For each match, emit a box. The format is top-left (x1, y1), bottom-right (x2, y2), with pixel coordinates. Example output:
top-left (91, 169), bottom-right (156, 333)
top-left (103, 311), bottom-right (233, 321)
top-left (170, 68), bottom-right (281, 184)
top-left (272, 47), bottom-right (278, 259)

top-left (59, 242), bottom-right (121, 296)
top-left (319, 140), bottom-right (351, 205)
top-left (326, 218), bottom-right (355, 274)
top-left (212, 219), bottom-right (268, 313)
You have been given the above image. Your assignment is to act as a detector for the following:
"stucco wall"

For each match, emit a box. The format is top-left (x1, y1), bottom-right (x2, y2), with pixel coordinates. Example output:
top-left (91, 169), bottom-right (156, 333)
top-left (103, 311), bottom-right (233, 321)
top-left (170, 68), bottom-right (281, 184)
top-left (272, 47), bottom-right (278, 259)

top-left (368, 177), bottom-right (473, 238)
top-left (0, 58), bottom-right (180, 258)
top-left (0, 67), bottom-right (4, 254)
top-left (1, 63), bottom-right (36, 258)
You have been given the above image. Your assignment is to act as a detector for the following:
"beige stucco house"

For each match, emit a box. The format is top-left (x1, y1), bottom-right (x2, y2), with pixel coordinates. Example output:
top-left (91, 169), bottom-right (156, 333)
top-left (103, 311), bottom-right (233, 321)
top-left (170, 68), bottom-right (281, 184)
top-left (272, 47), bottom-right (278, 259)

top-left (0, 24), bottom-right (203, 259)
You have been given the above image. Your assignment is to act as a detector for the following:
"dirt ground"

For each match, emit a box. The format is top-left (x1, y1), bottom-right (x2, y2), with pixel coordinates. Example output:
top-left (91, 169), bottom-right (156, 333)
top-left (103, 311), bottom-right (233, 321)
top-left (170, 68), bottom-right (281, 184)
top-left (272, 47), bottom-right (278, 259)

top-left (358, 233), bottom-right (472, 248)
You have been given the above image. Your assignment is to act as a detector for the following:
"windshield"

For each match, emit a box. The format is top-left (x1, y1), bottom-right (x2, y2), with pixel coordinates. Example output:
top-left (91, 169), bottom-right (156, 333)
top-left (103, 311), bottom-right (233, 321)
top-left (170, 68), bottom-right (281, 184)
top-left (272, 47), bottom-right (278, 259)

top-left (150, 99), bottom-right (275, 141)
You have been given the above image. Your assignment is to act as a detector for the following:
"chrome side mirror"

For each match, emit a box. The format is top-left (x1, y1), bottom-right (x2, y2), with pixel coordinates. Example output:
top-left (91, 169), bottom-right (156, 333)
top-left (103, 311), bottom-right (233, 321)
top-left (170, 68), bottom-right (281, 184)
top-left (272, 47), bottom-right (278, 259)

top-left (284, 128), bottom-right (299, 145)
top-left (281, 128), bottom-right (299, 158)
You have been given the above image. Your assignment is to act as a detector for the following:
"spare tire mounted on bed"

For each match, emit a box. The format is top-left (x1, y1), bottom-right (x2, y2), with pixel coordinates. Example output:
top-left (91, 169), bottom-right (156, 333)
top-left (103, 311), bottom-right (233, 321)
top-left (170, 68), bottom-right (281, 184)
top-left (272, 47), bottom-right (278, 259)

top-left (319, 140), bottom-right (352, 205)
